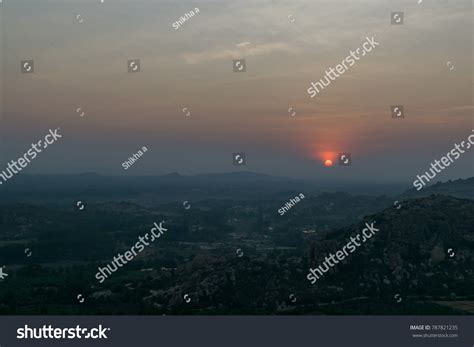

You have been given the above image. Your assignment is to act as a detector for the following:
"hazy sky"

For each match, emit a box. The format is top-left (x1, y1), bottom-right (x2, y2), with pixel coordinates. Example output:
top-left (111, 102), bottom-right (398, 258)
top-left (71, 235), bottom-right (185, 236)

top-left (0, 0), bottom-right (472, 182)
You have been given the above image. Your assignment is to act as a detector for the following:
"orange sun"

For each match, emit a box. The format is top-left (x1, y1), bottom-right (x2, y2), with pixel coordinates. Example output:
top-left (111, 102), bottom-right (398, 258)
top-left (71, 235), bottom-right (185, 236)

top-left (324, 159), bottom-right (333, 167)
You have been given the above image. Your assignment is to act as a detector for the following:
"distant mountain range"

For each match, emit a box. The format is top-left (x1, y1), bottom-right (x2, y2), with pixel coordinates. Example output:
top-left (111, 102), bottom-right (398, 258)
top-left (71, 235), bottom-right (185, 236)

top-left (0, 172), bottom-right (472, 205)
top-left (401, 177), bottom-right (474, 200)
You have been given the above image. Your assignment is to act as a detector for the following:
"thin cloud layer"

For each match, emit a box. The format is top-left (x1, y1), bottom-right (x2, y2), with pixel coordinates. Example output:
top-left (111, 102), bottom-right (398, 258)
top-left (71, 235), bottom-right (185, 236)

top-left (181, 42), bottom-right (295, 64)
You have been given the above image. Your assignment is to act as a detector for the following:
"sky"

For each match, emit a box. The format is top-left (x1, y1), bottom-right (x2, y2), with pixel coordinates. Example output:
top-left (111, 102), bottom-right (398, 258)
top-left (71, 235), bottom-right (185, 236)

top-left (0, 0), bottom-right (472, 182)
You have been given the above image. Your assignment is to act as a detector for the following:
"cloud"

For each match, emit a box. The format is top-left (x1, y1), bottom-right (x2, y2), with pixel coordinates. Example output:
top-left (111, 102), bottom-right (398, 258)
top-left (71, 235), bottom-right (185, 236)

top-left (181, 42), bottom-right (294, 64)
top-left (236, 41), bottom-right (251, 48)
top-left (441, 105), bottom-right (474, 112)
